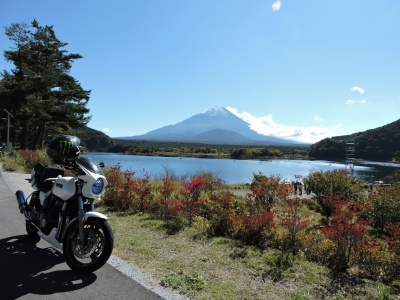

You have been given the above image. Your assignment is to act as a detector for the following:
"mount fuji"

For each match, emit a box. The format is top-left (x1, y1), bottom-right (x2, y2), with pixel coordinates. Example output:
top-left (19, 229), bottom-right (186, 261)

top-left (118, 107), bottom-right (303, 146)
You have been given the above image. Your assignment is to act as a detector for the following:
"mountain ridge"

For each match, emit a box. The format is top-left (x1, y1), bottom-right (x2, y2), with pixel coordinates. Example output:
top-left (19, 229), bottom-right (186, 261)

top-left (117, 106), bottom-right (305, 146)
top-left (309, 118), bottom-right (400, 161)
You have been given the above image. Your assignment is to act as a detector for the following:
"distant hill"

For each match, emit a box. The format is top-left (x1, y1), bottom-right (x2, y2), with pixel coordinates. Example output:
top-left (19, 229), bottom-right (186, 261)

top-left (309, 119), bottom-right (400, 161)
top-left (117, 107), bottom-right (305, 146)
top-left (71, 126), bottom-right (114, 151)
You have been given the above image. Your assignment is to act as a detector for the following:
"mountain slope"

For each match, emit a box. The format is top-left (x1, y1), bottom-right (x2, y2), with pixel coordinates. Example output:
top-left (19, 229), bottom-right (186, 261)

top-left (309, 118), bottom-right (400, 161)
top-left (145, 107), bottom-right (252, 136)
top-left (72, 126), bottom-right (114, 151)
top-left (119, 107), bottom-right (301, 146)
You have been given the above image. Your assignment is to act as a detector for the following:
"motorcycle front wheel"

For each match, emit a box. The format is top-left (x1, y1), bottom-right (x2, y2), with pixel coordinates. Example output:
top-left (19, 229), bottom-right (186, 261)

top-left (63, 218), bottom-right (114, 274)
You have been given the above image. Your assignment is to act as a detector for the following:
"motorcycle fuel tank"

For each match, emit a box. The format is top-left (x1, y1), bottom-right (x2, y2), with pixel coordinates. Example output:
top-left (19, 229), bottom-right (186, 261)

top-left (52, 176), bottom-right (76, 200)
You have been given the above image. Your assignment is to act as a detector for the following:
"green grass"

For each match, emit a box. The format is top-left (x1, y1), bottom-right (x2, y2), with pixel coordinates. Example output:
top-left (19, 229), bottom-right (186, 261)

top-left (0, 153), bottom-right (25, 172)
top-left (98, 206), bottom-right (399, 300)
top-left (0, 149), bottom-right (48, 173)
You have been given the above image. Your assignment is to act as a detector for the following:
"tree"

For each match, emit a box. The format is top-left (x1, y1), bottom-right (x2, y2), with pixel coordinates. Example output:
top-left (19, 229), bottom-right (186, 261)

top-left (0, 20), bottom-right (91, 149)
top-left (308, 138), bottom-right (346, 160)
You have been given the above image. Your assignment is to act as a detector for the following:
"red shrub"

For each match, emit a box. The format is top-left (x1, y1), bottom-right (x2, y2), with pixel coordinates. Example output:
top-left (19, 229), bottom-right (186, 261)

top-left (384, 221), bottom-right (400, 256)
top-left (103, 166), bottom-right (152, 213)
top-left (321, 197), bottom-right (369, 271)
top-left (279, 198), bottom-right (310, 254)
top-left (17, 149), bottom-right (42, 170)
top-left (178, 177), bottom-right (206, 225)
top-left (129, 174), bottom-right (152, 213)
top-left (232, 209), bottom-right (275, 247)
top-left (153, 177), bottom-right (181, 221)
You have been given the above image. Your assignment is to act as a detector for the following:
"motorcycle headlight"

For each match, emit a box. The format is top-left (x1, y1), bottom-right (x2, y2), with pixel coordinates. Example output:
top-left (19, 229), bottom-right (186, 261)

top-left (92, 178), bottom-right (104, 194)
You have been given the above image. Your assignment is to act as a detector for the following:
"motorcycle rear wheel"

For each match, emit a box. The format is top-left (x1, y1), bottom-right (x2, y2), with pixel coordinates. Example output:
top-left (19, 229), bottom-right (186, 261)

top-left (63, 218), bottom-right (114, 274)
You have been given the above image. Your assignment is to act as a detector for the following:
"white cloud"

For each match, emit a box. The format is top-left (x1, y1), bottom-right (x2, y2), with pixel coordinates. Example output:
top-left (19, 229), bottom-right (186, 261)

top-left (102, 128), bottom-right (111, 133)
top-left (351, 86), bottom-right (365, 94)
top-left (226, 107), bottom-right (339, 144)
top-left (314, 116), bottom-right (323, 122)
top-left (272, 1), bottom-right (281, 12)
top-left (346, 99), bottom-right (367, 105)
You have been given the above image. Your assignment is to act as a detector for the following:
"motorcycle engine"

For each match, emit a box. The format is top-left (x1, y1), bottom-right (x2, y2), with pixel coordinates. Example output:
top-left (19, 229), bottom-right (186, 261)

top-left (40, 194), bottom-right (64, 234)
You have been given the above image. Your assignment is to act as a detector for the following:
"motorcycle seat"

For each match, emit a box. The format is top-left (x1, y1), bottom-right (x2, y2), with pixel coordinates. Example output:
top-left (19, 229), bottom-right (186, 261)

top-left (32, 163), bottom-right (65, 192)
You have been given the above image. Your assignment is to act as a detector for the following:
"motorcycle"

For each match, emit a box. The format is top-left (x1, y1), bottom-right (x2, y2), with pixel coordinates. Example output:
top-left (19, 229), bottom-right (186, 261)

top-left (15, 149), bottom-right (114, 274)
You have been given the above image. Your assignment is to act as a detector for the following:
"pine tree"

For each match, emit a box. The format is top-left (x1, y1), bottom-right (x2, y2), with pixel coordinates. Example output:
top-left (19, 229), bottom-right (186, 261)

top-left (0, 20), bottom-right (91, 149)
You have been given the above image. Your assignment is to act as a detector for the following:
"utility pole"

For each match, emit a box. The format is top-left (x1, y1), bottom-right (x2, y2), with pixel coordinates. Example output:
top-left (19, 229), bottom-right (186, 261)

top-left (4, 109), bottom-right (14, 151)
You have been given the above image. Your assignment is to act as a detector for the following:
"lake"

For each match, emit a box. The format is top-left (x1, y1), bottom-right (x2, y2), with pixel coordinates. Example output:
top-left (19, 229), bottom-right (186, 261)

top-left (82, 152), bottom-right (400, 184)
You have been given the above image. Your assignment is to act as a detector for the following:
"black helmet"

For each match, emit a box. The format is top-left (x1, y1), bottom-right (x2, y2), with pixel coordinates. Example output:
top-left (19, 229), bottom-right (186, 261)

top-left (46, 135), bottom-right (81, 164)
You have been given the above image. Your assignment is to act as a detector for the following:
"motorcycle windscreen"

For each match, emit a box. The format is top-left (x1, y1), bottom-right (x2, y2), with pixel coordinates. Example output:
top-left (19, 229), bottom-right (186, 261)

top-left (77, 157), bottom-right (104, 175)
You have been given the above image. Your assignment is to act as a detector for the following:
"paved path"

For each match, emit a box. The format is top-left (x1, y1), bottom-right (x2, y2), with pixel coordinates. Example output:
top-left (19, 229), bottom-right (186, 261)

top-left (0, 168), bottom-right (188, 300)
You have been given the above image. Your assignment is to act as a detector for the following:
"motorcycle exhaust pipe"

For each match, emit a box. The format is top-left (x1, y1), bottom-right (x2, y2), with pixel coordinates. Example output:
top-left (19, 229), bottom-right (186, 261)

top-left (15, 190), bottom-right (33, 221)
top-left (15, 190), bottom-right (27, 213)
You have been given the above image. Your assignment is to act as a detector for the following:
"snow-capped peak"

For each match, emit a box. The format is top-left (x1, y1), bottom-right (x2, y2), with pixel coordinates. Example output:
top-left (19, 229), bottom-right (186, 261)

top-left (203, 106), bottom-right (229, 116)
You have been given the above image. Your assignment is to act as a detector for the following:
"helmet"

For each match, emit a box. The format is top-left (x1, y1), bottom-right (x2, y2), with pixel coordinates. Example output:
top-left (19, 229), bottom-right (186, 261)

top-left (46, 135), bottom-right (81, 164)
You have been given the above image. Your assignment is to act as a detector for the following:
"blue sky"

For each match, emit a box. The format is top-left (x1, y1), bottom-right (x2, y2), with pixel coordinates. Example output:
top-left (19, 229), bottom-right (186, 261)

top-left (1, 0), bottom-right (400, 143)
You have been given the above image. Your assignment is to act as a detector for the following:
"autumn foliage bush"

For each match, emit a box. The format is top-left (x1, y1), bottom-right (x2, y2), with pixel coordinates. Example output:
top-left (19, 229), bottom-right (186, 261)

top-left (384, 221), bottom-right (400, 255)
top-left (249, 173), bottom-right (287, 211)
top-left (231, 208), bottom-right (275, 247)
top-left (361, 184), bottom-right (400, 235)
top-left (360, 245), bottom-right (400, 283)
top-left (321, 196), bottom-right (370, 271)
top-left (300, 229), bottom-right (335, 265)
top-left (278, 198), bottom-right (310, 255)
top-left (304, 170), bottom-right (365, 217)
top-left (101, 165), bottom-right (400, 282)
top-left (178, 177), bottom-right (205, 226)
top-left (129, 174), bottom-right (152, 213)
top-left (151, 177), bottom-right (180, 221)
top-left (204, 191), bottom-right (236, 236)
top-left (17, 149), bottom-right (48, 171)
top-left (103, 165), bottom-right (136, 211)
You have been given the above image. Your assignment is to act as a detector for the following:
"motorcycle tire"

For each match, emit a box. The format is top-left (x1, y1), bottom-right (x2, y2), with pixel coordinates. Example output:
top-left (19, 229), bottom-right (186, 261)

top-left (63, 218), bottom-right (114, 274)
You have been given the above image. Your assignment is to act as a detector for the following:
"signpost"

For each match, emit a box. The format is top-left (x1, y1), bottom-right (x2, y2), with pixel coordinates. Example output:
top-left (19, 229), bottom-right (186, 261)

top-left (4, 109), bottom-right (14, 151)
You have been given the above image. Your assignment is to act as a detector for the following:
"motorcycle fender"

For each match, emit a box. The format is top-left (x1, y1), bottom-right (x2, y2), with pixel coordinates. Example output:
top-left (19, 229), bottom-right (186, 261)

top-left (62, 212), bottom-right (108, 241)
top-left (66, 212), bottom-right (108, 229)
top-left (84, 211), bottom-right (108, 222)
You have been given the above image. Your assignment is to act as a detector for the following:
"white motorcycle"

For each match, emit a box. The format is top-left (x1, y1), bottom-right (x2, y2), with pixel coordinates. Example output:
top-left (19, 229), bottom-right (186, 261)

top-left (15, 135), bottom-right (114, 274)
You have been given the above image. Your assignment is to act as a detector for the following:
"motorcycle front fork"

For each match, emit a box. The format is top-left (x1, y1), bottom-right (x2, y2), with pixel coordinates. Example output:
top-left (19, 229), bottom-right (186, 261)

top-left (77, 182), bottom-right (86, 244)
top-left (77, 185), bottom-right (95, 245)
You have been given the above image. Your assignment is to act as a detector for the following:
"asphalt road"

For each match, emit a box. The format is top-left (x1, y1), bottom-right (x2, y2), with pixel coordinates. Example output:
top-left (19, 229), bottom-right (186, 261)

top-left (0, 169), bottom-right (188, 300)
